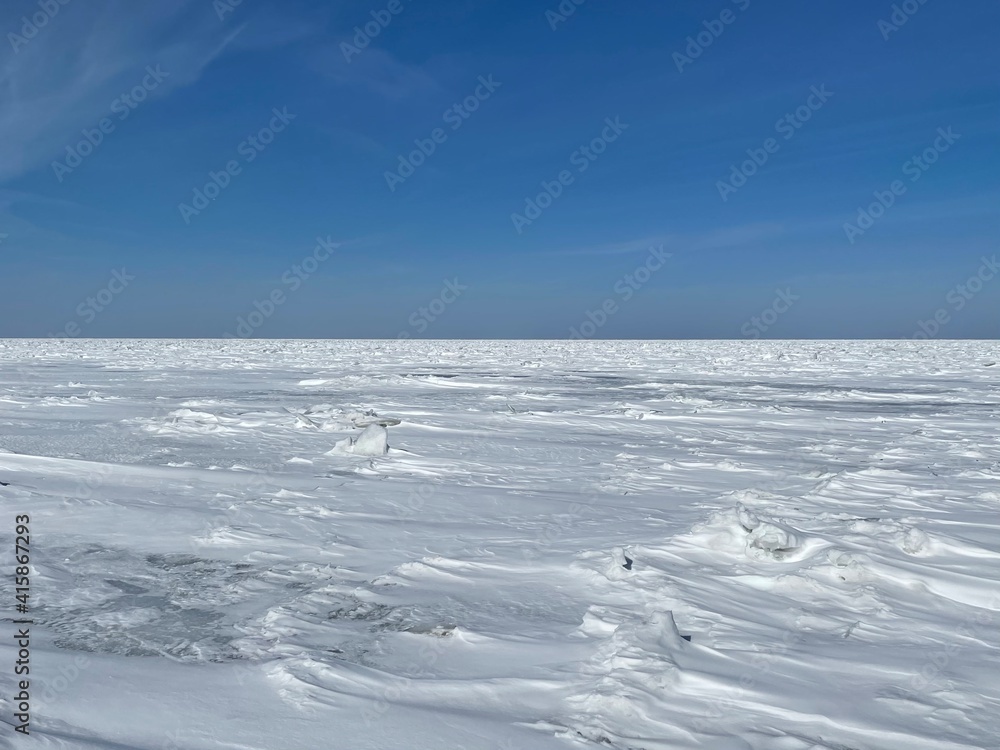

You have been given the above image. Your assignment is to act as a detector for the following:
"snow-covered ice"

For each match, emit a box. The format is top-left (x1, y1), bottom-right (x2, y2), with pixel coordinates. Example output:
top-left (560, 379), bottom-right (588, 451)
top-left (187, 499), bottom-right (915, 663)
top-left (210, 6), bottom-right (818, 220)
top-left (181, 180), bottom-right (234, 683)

top-left (1, 339), bottom-right (998, 749)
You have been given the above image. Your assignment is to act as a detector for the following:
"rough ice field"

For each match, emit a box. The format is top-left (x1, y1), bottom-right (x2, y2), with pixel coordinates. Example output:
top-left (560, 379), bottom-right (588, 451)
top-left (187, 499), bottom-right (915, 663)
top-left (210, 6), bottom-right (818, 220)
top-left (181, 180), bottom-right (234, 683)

top-left (1, 339), bottom-right (999, 750)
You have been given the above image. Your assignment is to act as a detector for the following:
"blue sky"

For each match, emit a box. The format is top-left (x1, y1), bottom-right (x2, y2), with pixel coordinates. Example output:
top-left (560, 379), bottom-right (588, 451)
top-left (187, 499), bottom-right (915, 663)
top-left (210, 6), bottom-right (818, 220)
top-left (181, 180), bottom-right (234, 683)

top-left (1, 0), bottom-right (997, 338)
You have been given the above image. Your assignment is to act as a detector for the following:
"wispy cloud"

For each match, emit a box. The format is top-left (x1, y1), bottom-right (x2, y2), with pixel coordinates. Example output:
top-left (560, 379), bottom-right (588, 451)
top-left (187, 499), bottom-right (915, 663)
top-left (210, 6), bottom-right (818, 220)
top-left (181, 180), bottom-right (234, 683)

top-left (551, 222), bottom-right (786, 256)
top-left (687, 222), bottom-right (786, 251)
top-left (0, 0), bottom-right (316, 183)
top-left (311, 45), bottom-right (442, 100)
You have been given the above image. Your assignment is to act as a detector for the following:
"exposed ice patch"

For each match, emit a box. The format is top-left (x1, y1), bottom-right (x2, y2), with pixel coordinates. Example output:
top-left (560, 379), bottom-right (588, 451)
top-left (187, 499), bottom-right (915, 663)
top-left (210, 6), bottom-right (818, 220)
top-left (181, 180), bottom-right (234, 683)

top-left (34, 547), bottom-right (265, 661)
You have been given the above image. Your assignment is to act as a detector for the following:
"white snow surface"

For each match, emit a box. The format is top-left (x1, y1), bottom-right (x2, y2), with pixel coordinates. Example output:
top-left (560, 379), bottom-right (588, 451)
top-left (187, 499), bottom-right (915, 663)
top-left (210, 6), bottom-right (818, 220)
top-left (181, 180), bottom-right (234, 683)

top-left (1, 339), bottom-right (999, 749)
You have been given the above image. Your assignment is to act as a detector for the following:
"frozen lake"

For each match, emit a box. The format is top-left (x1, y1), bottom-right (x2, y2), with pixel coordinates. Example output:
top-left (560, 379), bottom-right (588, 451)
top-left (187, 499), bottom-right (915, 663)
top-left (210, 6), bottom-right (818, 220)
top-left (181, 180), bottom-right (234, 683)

top-left (1, 339), bottom-right (999, 749)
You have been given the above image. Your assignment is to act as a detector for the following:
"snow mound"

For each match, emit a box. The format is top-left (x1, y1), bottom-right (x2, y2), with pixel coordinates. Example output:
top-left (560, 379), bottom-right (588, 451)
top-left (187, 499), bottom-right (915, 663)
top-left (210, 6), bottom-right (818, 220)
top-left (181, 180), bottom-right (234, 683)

top-left (688, 502), bottom-right (811, 561)
top-left (735, 503), bottom-right (807, 560)
top-left (746, 520), bottom-right (802, 556)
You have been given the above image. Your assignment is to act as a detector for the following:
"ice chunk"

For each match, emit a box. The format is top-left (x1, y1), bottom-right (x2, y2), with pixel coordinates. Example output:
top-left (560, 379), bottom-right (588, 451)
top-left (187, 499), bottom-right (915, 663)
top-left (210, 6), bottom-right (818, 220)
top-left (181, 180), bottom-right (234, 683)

top-left (747, 521), bottom-right (801, 554)
top-left (637, 610), bottom-right (691, 650)
top-left (736, 502), bottom-right (761, 532)
top-left (604, 547), bottom-right (633, 579)
top-left (328, 424), bottom-right (390, 456)
top-left (351, 424), bottom-right (389, 456)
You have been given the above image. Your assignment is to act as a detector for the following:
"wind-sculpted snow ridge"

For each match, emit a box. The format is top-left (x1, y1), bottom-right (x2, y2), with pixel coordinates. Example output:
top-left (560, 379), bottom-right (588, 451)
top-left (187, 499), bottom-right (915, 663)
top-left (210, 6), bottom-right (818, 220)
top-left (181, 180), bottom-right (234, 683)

top-left (0, 339), bottom-right (998, 749)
